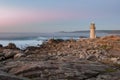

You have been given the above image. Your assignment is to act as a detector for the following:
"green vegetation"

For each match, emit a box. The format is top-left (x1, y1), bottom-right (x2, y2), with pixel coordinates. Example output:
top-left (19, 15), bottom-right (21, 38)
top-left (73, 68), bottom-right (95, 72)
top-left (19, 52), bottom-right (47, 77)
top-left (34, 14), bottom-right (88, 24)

top-left (105, 68), bottom-right (117, 73)
top-left (99, 45), bottom-right (113, 50)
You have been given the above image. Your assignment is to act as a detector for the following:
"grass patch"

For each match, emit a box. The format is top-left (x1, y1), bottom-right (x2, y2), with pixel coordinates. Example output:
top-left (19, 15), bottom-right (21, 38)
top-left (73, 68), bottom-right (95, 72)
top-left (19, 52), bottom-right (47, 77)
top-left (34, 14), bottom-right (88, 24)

top-left (105, 68), bottom-right (117, 73)
top-left (99, 45), bottom-right (113, 50)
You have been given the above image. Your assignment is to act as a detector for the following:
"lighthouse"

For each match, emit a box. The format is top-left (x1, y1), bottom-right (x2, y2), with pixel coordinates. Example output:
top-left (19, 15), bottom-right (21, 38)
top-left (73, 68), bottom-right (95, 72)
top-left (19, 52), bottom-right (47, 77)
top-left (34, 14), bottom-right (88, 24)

top-left (90, 22), bottom-right (96, 39)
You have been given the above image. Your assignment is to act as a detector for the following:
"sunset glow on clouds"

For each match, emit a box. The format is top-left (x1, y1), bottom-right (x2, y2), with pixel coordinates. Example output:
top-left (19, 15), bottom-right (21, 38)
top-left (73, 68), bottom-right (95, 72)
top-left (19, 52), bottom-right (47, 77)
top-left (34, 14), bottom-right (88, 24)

top-left (0, 0), bottom-right (120, 32)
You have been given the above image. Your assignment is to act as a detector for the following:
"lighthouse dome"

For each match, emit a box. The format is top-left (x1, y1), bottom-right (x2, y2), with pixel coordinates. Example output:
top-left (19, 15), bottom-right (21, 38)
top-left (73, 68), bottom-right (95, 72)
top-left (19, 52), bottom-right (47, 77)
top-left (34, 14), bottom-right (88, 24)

top-left (90, 23), bottom-right (96, 29)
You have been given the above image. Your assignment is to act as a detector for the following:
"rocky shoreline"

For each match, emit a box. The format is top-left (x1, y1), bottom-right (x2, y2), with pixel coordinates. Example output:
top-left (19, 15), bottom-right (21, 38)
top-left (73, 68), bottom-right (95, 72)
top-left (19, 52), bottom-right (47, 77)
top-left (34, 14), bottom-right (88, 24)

top-left (0, 35), bottom-right (120, 80)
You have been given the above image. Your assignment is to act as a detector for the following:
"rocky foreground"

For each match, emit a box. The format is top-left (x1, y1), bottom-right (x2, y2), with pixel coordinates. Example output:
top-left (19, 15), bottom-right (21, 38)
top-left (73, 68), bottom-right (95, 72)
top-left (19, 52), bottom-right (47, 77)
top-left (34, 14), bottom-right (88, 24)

top-left (0, 35), bottom-right (120, 80)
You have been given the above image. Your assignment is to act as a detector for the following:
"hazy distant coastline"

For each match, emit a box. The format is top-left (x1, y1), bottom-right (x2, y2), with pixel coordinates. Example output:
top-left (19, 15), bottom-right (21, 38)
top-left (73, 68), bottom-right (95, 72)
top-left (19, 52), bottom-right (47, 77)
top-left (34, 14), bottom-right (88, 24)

top-left (59, 30), bottom-right (120, 34)
top-left (0, 30), bottom-right (120, 39)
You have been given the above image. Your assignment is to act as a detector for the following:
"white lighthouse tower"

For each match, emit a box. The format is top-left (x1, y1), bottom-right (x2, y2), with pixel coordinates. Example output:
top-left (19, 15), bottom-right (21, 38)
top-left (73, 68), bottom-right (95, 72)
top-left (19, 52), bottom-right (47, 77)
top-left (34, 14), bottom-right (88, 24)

top-left (90, 22), bottom-right (96, 39)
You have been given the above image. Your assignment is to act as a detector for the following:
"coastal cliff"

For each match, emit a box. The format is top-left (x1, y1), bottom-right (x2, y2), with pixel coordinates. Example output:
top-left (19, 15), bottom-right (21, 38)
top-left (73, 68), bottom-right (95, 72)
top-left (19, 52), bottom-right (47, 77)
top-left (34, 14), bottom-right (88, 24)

top-left (0, 35), bottom-right (120, 80)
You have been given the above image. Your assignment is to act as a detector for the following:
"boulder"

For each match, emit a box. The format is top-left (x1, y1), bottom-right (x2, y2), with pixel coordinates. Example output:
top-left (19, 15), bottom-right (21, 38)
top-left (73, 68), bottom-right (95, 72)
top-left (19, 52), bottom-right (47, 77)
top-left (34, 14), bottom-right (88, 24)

top-left (0, 44), bottom-right (3, 48)
top-left (3, 49), bottom-right (16, 58)
top-left (47, 39), bottom-right (64, 44)
top-left (0, 48), bottom-right (3, 53)
top-left (96, 74), bottom-right (120, 80)
top-left (86, 55), bottom-right (98, 61)
top-left (0, 53), bottom-right (4, 56)
top-left (110, 57), bottom-right (119, 63)
top-left (0, 56), bottom-right (5, 61)
top-left (79, 54), bottom-right (86, 59)
top-left (14, 53), bottom-right (25, 59)
top-left (79, 36), bottom-right (87, 38)
top-left (0, 70), bottom-right (30, 80)
top-left (0, 50), bottom-right (16, 61)
top-left (5, 43), bottom-right (19, 49)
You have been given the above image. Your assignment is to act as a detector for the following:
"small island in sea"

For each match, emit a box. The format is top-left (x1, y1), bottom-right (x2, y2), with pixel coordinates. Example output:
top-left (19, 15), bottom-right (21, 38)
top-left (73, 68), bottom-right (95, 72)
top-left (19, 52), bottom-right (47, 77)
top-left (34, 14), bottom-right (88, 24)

top-left (0, 23), bottom-right (120, 80)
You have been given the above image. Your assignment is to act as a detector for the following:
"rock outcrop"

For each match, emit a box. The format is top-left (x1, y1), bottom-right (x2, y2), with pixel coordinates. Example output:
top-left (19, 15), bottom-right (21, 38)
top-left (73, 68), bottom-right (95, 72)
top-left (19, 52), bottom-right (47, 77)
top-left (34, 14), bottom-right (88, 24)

top-left (0, 70), bottom-right (29, 80)
top-left (0, 35), bottom-right (120, 80)
top-left (4, 43), bottom-right (19, 50)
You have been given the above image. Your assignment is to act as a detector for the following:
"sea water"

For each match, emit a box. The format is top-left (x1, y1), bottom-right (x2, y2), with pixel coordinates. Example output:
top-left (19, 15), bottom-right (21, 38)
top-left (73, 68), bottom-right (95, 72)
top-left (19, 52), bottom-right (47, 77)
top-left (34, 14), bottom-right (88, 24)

top-left (0, 32), bottom-right (109, 49)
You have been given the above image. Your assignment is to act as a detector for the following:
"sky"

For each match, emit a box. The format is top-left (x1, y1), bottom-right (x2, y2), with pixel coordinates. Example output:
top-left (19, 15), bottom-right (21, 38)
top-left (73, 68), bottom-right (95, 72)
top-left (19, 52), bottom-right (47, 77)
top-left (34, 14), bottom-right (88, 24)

top-left (0, 0), bottom-right (120, 33)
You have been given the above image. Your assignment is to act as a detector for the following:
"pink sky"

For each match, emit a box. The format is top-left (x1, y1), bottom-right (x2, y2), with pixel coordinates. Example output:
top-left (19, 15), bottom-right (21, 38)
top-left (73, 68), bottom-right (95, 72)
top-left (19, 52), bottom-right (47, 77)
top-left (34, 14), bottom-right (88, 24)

top-left (0, 7), bottom-right (89, 27)
top-left (0, 0), bottom-right (119, 32)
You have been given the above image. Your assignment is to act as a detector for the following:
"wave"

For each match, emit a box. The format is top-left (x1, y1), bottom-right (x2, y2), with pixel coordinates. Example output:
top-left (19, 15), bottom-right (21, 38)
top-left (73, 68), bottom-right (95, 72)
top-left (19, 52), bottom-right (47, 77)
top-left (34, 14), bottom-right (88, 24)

top-left (0, 40), bottom-right (43, 49)
top-left (0, 32), bottom-right (109, 49)
top-left (0, 36), bottom-right (81, 49)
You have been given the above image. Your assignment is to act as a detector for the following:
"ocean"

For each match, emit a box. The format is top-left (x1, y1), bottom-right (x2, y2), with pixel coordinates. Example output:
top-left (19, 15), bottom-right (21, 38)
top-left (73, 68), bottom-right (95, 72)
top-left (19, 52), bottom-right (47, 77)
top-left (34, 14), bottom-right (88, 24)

top-left (0, 31), bottom-right (118, 49)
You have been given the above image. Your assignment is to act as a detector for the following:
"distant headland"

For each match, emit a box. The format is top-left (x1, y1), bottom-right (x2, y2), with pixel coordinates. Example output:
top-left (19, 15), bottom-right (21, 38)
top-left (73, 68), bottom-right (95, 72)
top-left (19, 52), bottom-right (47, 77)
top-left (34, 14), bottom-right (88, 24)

top-left (59, 30), bottom-right (120, 34)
